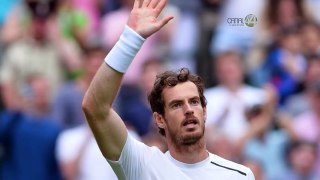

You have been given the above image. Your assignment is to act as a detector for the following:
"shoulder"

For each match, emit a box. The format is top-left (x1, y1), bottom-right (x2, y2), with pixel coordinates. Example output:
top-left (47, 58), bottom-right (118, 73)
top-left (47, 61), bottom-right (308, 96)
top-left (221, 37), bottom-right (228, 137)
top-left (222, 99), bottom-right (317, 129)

top-left (209, 153), bottom-right (254, 178)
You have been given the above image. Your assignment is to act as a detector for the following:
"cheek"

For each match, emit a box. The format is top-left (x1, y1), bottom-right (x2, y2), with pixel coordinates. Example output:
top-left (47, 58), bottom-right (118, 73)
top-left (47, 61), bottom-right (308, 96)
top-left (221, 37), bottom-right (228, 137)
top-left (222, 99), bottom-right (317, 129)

top-left (164, 113), bottom-right (182, 129)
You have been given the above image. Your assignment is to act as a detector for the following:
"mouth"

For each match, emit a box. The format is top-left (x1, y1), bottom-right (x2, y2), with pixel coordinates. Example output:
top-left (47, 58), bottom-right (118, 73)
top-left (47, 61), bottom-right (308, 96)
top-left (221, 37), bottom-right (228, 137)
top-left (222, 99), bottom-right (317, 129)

top-left (182, 118), bottom-right (199, 129)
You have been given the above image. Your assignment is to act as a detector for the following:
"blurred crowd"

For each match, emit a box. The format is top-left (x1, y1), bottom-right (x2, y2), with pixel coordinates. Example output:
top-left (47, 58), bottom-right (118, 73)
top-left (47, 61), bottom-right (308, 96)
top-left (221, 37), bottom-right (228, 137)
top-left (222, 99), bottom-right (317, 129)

top-left (0, 0), bottom-right (320, 179)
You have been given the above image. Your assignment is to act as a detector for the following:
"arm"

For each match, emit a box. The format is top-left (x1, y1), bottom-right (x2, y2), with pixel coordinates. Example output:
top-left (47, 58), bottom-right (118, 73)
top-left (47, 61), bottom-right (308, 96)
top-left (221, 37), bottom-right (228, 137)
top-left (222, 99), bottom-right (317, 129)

top-left (46, 17), bottom-right (82, 72)
top-left (234, 84), bottom-right (277, 157)
top-left (82, 0), bottom-right (173, 161)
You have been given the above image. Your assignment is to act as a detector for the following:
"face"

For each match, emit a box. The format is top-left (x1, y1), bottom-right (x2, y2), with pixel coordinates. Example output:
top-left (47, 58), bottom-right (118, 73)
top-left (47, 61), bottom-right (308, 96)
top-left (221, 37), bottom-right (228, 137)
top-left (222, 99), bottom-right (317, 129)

top-left (24, 76), bottom-right (50, 113)
top-left (282, 34), bottom-right (301, 54)
top-left (301, 25), bottom-right (320, 53)
top-left (308, 91), bottom-right (320, 115)
top-left (216, 54), bottom-right (243, 87)
top-left (31, 18), bottom-right (48, 41)
top-left (140, 62), bottom-right (162, 94)
top-left (290, 144), bottom-right (316, 174)
top-left (306, 60), bottom-right (320, 84)
top-left (155, 81), bottom-right (206, 146)
top-left (278, 0), bottom-right (297, 24)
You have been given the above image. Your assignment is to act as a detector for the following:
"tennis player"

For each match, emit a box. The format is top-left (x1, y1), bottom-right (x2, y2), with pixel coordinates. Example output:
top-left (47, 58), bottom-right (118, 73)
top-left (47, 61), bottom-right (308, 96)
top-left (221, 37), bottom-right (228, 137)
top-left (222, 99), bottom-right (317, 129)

top-left (82, 0), bottom-right (255, 179)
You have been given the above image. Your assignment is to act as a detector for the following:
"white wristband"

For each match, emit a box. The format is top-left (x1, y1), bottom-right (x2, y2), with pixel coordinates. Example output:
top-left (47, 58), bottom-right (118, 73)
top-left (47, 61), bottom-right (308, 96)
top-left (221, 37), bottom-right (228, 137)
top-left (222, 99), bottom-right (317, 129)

top-left (104, 25), bottom-right (145, 73)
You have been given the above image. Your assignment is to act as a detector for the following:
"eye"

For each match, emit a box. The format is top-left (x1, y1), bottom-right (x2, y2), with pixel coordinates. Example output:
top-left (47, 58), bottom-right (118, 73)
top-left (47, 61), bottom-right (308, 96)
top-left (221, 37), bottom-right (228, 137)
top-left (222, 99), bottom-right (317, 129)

top-left (171, 102), bottom-right (182, 109)
top-left (190, 99), bottom-right (200, 105)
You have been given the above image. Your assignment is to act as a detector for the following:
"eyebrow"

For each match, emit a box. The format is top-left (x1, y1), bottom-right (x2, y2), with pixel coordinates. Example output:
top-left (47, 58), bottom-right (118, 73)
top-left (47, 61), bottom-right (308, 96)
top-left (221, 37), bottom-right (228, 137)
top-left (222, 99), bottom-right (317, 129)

top-left (167, 96), bottom-right (200, 107)
top-left (168, 99), bottom-right (183, 107)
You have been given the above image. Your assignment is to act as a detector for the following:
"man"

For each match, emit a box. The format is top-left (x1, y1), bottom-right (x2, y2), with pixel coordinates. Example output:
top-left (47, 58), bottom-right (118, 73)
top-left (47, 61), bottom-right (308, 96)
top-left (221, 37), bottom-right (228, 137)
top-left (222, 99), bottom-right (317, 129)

top-left (0, 75), bottom-right (61, 180)
top-left (292, 79), bottom-right (320, 171)
top-left (205, 51), bottom-right (268, 142)
top-left (0, 0), bottom-right (82, 111)
top-left (82, 0), bottom-right (254, 179)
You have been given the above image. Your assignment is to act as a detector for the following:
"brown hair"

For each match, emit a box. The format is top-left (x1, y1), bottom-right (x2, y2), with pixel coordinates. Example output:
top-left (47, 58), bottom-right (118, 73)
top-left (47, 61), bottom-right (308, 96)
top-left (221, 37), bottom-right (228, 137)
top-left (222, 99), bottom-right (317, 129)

top-left (265, 0), bottom-right (306, 27)
top-left (148, 68), bottom-right (207, 136)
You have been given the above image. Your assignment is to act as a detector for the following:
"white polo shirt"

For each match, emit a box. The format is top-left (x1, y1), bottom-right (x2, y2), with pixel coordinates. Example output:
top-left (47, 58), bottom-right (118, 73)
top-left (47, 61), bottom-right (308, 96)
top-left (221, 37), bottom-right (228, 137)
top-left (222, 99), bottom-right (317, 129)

top-left (108, 135), bottom-right (254, 180)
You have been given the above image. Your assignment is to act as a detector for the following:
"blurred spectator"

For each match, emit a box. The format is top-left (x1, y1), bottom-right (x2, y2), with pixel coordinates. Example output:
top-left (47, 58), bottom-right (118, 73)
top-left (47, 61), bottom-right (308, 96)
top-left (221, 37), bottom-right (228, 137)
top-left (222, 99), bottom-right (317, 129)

top-left (210, 0), bottom-right (265, 55)
top-left (285, 54), bottom-right (320, 116)
top-left (247, 0), bottom-right (312, 74)
top-left (73, 0), bottom-right (104, 42)
top-left (115, 59), bottom-right (167, 151)
top-left (293, 79), bottom-right (320, 171)
top-left (234, 86), bottom-right (298, 179)
top-left (206, 130), bottom-right (234, 161)
top-left (116, 59), bottom-right (164, 136)
top-left (205, 51), bottom-right (268, 142)
top-left (56, 0), bottom-right (90, 48)
top-left (258, 0), bottom-right (310, 44)
top-left (51, 45), bottom-right (105, 129)
top-left (0, 75), bottom-right (61, 180)
top-left (197, 0), bottom-right (222, 87)
top-left (23, 75), bottom-right (53, 118)
top-left (56, 125), bottom-right (118, 180)
top-left (165, 0), bottom-right (202, 72)
top-left (254, 25), bottom-right (306, 105)
top-left (300, 21), bottom-right (320, 56)
top-left (279, 140), bottom-right (320, 180)
top-left (0, 0), bottom-right (82, 111)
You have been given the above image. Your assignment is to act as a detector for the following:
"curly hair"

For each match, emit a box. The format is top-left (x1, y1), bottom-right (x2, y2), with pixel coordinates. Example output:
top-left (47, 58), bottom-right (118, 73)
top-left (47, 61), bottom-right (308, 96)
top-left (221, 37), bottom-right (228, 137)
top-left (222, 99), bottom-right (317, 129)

top-left (148, 68), bottom-right (207, 136)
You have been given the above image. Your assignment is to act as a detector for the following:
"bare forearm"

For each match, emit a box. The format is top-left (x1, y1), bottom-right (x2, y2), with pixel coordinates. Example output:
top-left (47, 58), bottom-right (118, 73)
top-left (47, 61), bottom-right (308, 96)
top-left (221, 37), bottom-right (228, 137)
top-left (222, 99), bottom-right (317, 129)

top-left (82, 26), bottom-right (146, 117)
top-left (83, 65), bottom-right (122, 117)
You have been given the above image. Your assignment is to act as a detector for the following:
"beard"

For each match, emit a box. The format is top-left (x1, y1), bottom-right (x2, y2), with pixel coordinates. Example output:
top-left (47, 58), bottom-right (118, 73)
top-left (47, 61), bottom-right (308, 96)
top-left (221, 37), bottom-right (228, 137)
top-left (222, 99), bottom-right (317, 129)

top-left (168, 119), bottom-right (205, 146)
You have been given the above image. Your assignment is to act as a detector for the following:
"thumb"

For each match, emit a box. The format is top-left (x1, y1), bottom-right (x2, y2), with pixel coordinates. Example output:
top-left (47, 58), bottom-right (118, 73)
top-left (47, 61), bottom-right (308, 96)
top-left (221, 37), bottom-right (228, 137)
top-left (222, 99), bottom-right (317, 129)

top-left (156, 16), bottom-right (174, 29)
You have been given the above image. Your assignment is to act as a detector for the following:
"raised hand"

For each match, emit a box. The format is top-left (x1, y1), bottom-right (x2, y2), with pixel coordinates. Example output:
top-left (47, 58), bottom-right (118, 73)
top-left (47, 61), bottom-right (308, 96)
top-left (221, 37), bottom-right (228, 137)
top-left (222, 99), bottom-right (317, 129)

top-left (127, 0), bottom-right (174, 38)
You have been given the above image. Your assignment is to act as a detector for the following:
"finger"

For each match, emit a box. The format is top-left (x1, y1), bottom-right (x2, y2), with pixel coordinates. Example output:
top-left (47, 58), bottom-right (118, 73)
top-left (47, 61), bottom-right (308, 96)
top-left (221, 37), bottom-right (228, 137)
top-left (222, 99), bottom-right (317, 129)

top-left (149, 0), bottom-right (160, 8)
top-left (156, 16), bottom-right (173, 29)
top-left (142, 0), bottom-right (151, 7)
top-left (154, 0), bottom-right (167, 14)
top-left (134, 0), bottom-right (141, 8)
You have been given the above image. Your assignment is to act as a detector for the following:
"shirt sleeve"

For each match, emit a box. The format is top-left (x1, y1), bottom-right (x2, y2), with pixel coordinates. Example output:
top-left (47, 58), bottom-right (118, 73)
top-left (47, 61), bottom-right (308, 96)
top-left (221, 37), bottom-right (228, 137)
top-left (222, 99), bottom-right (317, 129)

top-left (107, 134), bottom-right (151, 180)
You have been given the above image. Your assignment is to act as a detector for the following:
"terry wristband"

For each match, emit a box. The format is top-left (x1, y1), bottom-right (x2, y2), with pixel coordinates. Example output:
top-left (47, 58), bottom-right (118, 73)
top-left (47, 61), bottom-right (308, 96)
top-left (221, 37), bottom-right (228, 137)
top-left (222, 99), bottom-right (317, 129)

top-left (104, 25), bottom-right (145, 73)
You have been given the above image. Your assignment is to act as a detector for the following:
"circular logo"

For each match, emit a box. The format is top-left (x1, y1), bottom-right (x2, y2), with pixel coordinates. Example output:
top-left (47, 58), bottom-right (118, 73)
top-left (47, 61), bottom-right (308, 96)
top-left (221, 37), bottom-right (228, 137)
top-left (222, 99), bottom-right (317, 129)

top-left (244, 14), bottom-right (257, 27)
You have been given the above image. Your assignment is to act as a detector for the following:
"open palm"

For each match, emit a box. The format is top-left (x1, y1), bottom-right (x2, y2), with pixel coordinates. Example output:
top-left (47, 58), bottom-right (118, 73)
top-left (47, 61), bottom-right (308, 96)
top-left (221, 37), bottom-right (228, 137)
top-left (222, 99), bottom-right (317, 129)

top-left (127, 0), bottom-right (173, 38)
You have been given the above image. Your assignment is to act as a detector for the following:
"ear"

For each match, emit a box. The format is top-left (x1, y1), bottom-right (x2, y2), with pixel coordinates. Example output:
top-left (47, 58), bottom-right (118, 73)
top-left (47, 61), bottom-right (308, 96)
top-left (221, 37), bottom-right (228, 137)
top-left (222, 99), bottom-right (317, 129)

top-left (153, 112), bottom-right (166, 129)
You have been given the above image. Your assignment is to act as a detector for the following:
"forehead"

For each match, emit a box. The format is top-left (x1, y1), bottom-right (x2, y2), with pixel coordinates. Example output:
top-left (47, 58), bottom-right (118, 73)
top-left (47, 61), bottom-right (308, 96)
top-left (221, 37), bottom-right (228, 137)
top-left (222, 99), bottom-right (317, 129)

top-left (162, 81), bottom-right (199, 104)
top-left (216, 53), bottom-right (241, 66)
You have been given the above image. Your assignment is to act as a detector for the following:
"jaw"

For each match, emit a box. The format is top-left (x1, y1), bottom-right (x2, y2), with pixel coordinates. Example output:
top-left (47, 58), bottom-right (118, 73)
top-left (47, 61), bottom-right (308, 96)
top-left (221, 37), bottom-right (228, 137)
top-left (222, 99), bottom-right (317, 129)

top-left (180, 131), bottom-right (204, 145)
top-left (167, 124), bottom-right (205, 147)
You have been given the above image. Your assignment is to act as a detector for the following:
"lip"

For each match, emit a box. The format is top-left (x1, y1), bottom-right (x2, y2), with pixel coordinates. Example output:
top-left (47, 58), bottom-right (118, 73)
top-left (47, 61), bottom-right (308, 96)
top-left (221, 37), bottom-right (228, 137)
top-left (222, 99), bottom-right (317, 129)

top-left (182, 118), bottom-right (199, 127)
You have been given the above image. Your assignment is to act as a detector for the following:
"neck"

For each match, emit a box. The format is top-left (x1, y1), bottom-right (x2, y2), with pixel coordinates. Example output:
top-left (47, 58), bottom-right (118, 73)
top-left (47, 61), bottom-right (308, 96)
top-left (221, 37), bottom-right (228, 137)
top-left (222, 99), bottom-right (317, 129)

top-left (224, 83), bottom-right (241, 92)
top-left (167, 137), bottom-right (208, 164)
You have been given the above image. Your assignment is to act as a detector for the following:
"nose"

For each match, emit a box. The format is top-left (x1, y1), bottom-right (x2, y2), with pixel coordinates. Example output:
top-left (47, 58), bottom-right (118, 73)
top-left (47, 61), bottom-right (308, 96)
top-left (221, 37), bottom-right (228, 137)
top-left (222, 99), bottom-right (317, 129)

top-left (184, 103), bottom-right (194, 116)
